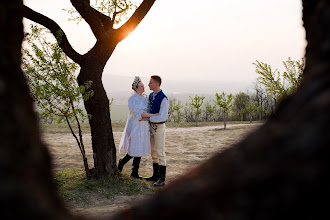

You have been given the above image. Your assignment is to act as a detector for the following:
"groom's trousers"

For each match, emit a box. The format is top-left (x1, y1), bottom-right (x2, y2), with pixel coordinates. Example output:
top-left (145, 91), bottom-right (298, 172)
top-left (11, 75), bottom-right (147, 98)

top-left (150, 123), bottom-right (166, 166)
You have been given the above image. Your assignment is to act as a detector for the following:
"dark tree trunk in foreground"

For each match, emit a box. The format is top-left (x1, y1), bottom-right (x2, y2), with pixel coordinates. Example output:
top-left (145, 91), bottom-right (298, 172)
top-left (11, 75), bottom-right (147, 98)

top-left (2, 0), bottom-right (330, 219)
top-left (0, 1), bottom-right (71, 218)
top-left (21, 0), bottom-right (157, 177)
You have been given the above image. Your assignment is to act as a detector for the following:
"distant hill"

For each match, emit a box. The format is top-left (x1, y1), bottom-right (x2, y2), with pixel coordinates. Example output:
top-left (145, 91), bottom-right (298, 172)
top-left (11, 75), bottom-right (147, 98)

top-left (102, 74), bottom-right (253, 103)
top-left (102, 74), bottom-right (253, 121)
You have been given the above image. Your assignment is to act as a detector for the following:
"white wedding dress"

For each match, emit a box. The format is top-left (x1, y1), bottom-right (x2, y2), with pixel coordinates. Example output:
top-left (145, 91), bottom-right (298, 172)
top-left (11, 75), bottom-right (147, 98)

top-left (119, 93), bottom-right (151, 157)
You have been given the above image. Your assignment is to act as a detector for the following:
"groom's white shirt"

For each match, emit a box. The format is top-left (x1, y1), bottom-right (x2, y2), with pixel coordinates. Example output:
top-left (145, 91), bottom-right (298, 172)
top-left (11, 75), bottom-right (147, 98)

top-left (149, 98), bottom-right (169, 123)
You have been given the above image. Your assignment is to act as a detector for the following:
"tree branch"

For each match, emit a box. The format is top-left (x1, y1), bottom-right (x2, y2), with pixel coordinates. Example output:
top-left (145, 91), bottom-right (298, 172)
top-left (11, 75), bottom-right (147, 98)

top-left (20, 5), bottom-right (82, 64)
top-left (115, 0), bottom-right (156, 42)
top-left (70, 0), bottom-right (112, 39)
top-left (94, 7), bottom-right (113, 29)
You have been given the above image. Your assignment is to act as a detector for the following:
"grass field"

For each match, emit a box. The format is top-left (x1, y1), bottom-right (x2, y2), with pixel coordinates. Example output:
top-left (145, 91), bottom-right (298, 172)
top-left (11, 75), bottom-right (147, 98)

top-left (41, 121), bottom-right (262, 218)
top-left (40, 120), bottom-right (259, 133)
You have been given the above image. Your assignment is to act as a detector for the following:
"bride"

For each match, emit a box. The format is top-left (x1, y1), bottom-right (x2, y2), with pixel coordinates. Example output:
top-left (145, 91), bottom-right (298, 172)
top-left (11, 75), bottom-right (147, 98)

top-left (118, 76), bottom-right (158, 178)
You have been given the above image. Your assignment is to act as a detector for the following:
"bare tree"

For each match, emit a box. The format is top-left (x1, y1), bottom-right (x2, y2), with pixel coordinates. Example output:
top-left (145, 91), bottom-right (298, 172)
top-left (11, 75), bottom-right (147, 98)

top-left (183, 101), bottom-right (194, 122)
top-left (20, 0), bottom-right (157, 177)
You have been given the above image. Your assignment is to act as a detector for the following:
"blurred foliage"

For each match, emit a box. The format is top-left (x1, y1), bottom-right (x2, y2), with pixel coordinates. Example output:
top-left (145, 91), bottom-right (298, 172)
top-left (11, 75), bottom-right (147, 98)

top-left (253, 57), bottom-right (304, 104)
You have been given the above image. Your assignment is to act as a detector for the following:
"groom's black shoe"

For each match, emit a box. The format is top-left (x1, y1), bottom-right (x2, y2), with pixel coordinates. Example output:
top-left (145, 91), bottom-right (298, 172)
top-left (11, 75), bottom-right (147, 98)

top-left (144, 163), bottom-right (159, 181)
top-left (131, 157), bottom-right (142, 179)
top-left (153, 165), bottom-right (166, 187)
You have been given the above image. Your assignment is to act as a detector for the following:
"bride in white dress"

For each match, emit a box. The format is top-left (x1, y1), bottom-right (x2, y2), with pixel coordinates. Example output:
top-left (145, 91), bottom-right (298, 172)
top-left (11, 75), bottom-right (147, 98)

top-left (118, 76), bottom-right (158, 178)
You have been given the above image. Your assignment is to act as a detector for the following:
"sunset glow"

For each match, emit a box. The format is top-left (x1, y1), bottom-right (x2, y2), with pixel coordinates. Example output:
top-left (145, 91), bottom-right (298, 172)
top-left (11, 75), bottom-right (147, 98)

top-left (23, 0), bottom-right (305, 92)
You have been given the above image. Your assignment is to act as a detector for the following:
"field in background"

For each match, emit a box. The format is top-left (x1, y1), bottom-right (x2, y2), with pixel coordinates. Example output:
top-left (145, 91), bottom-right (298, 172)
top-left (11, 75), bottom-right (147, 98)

top-left (110, 104), bottom-right (129, 122)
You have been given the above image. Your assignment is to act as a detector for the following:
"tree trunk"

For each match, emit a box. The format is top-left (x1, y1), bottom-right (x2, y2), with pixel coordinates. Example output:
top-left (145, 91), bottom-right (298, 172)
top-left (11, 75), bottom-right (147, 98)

top-left (65, 115), bottom-right (91, 178)
top-left (0, 1), bottom-right (72, 218)
top-left (223, 111), bottom-right (227, 130)
top-left (77, 45), bottom-right (118, 177)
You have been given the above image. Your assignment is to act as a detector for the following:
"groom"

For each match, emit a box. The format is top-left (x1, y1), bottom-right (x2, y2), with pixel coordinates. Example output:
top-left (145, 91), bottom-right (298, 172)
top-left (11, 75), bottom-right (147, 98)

top-left (144, 75), bottom-right (169, 187)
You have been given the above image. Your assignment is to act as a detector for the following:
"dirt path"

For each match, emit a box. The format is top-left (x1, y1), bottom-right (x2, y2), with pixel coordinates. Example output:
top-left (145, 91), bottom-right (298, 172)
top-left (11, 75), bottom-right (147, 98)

top-left (166, 123), bottom-right (253, 132)
top-left (42, 123), bottom-right (261, 218)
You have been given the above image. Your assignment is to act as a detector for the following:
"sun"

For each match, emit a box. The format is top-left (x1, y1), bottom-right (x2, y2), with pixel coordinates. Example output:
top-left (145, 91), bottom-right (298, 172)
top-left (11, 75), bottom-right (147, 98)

top-left (119, 20), bottom-right (154, 49)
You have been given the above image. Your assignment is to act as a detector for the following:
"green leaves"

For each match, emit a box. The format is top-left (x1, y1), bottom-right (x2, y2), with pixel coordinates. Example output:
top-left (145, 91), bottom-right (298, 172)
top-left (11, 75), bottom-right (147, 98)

top-left (253, 57), bottom-right (304, 103)
top-left (22, 24), bottom-right (93, 122)
top-left (168, 98), bottom-right (183, 122)
top-left (189, 95), bottom-right (205, 122)
top-left (215, 92), bottom-right (233, 113)
top-left (63, 0), bottom-right (139, 27)
top-left (96, 0), bottom-right (137, 22)
top-left (214, 92), bottom-right (233, 129)
top-left (245, 101), bottom-right (258, 117)
top-left (22, 24), bottom-right (94, 177)
top-left (189, 95), bottom-right (205, 115)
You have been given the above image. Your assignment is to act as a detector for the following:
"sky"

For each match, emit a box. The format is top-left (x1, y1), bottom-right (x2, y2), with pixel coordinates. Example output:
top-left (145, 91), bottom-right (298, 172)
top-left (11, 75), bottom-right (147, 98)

top-left (23, 0), bottom-right (306, 94)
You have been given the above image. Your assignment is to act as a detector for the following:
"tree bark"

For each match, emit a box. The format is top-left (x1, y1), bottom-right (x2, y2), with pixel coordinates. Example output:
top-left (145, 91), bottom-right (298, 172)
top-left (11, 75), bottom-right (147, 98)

top-left (77, 42), bottom-right (118, 176)
top-left (223, 110), bottom-right (227, 130)
top-left (0, 1), bottom-right (72, 218)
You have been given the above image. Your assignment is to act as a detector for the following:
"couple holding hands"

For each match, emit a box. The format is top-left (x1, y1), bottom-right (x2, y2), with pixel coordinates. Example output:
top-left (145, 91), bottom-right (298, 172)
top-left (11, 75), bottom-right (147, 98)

top-left (118, 75), bottom-right (168, 187)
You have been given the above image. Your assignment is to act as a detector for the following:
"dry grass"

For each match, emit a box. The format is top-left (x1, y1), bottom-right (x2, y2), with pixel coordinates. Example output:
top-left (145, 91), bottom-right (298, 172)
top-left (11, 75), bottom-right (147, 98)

top-left (42, 121), bottom-right (262, 218)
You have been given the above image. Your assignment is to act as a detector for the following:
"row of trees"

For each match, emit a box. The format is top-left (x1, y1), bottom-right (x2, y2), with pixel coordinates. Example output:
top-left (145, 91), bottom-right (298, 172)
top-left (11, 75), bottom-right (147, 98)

top-left (168, 92), bottom-right (261, 126)
top-left (167, 57), bottom-right (305, 128)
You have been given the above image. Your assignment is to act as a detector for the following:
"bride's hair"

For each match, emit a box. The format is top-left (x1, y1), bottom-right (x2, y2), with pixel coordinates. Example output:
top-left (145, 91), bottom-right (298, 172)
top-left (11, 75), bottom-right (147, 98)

top-left (132, 76), bottom-right (141, 91)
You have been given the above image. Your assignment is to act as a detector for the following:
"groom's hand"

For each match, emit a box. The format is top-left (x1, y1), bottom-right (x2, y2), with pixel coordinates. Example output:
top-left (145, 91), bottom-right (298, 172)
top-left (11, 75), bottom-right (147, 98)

top-left (139, 117), bottom-right (149, 121)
